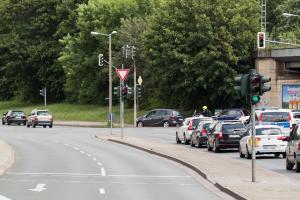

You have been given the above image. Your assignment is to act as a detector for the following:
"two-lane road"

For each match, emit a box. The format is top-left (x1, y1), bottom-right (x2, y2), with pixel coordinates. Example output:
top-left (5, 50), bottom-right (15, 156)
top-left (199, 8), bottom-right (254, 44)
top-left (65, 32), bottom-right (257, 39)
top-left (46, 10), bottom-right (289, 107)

top-left (0, 125), bottom-right (230, 200)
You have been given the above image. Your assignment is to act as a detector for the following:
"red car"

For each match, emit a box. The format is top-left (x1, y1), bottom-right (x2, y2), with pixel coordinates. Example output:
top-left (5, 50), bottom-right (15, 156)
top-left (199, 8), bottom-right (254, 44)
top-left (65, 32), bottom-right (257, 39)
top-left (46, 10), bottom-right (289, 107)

top-left (2, 110), bottom-right (27, 125)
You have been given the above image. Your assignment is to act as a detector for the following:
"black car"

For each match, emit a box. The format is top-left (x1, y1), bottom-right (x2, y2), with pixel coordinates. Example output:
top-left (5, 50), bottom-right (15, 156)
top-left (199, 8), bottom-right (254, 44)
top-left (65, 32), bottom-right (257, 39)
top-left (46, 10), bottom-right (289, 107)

top-left (214, 109), bottom-right (249, 123)
top-left (2, 110), bottom-right (27, 125)
top-left (136, 109), bottom-right (183, 127)
top-left (207, 121), bottom-right (247, 152)
top-left (190, 120), bottom-right (213, 148)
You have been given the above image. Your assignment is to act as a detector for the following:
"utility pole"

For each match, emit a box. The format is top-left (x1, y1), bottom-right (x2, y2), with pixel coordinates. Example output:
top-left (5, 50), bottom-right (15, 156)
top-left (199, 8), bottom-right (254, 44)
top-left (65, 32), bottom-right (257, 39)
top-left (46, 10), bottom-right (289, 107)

top-left (44, 87), bottom-right (47, 107)
top-left (132, 46), bottom-right (137, 127)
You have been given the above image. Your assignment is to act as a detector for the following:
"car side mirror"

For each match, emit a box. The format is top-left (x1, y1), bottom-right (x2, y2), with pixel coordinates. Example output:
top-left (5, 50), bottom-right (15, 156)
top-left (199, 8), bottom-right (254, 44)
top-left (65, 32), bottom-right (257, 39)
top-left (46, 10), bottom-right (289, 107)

top-left (282, 136), bottom-right (290, 142)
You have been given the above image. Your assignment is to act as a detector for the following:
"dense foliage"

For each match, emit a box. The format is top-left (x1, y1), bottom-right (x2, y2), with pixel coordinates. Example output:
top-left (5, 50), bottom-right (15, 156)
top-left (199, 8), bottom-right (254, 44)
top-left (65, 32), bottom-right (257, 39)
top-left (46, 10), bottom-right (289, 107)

top-left (0, 0), bottom-right (298, 110)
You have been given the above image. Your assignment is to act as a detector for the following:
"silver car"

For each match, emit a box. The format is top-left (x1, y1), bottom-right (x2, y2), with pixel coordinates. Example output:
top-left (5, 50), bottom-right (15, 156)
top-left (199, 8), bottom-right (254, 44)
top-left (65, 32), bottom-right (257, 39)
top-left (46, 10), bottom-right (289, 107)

top-left (285, 124), bottom-right (300, 172)
top-left (27, 109), bottom-right (53, 128)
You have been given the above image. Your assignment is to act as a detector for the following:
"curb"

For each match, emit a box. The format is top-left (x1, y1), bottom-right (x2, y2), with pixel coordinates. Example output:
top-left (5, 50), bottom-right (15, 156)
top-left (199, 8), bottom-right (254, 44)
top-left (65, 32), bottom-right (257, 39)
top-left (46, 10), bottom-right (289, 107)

top-left (0, 141), bottom-right (15, 176)
top-left (102, 137), bottom-right (247, 200)
top-left (54, 122), bottom-right (133, 128)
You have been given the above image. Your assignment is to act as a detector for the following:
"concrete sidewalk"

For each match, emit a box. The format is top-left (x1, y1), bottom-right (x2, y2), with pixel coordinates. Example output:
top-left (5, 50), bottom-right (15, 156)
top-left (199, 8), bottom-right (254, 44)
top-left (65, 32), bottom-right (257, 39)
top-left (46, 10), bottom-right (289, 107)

top-left (97, 134), bottom-right (300, 200)
top-left (0, 140), bottom-right (14, 175)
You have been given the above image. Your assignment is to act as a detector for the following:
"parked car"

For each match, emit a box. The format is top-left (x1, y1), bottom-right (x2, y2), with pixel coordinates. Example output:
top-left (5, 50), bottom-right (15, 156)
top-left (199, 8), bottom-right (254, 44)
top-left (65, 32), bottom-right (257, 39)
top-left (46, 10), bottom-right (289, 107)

top-left (214, 109), bottom-right (250, 123)
top-left (291, 110), bottom-right (300, 125)
top-left (207, 120), bottom-right (247, 152)
top-left (27, 109), bottom-right (53, 128)
top-left (2, 110), bottom-right (27, 125)
top-left (190, 119), bottom-right (213, 148)
top-left (285, 124), bottom-right (300, 172)
top-left (136, 109), bottom-right (183, 127)
top-left (257, 109), bottom-right (292, 135)
top-left (239, 125), bottom-right (287, 159)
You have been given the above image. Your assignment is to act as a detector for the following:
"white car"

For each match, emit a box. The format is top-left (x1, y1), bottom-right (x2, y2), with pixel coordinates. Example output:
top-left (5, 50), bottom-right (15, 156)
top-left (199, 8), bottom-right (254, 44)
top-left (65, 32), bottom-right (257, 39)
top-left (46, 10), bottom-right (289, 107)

top-left (291, 111), bottom-right (300, 125)
top-left (176, 117), bottom-right (211, 144)
top-left (239, 125), bottom-right (287, 159)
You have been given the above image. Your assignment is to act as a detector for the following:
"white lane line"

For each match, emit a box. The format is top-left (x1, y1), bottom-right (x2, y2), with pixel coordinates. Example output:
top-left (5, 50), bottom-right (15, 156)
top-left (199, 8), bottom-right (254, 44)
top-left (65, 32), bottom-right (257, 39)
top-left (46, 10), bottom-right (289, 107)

top-left (64, 143), bottom-right (70, 146)
top-left (99, 188), bottom-right (106, 195)
top-left (73, 147), bottom-right (79, 150)
top-left (6, 172), bottom-right (103, 176)
top-left (87, 154), bottom-right (91, 157)
top-left (28, 183), bottom-right (47, 192)
top-left (97, 162), bottom-right (102, 166)
top-left (107, 174), bottom-right (192, 178)
top-left (101, 168), bottom-right (106, 176)
top-left (80, 151), bottom-right (85, 154)
top-left (93, 158), bottom-right (97, 161)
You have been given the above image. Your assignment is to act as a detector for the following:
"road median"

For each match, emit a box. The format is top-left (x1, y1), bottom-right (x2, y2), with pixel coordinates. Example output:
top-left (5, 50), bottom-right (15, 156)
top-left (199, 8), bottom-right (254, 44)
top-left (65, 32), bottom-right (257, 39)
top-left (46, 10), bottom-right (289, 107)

top-left (0, 140), bottom-right (15, 175)
top-left (97, 134), bottom-right (300, 200)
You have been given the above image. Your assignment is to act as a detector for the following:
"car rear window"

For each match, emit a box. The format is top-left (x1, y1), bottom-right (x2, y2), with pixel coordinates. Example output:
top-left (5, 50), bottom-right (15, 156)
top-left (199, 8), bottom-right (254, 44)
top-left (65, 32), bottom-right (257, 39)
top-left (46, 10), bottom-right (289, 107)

top-left (172, 111), bottom-right (181, 116)
top-left (293, 113), bottom-right (300, 119)
top-left (222, 124), bottom-right (246, 132)
top-left (256, 128), bottom-right (282, 135)
top-left (203, 123), bottom-right (212, 129)
top-left (221, 110), bottom-right (242, 117)
top-left (37, 111), bottom-right (50, 116)
top-left (11, 111), bottom-right (24, 116)
top-left (192, 118), bottom-right (201, 127)
top-left (261, 112), bottom-right (290, 122)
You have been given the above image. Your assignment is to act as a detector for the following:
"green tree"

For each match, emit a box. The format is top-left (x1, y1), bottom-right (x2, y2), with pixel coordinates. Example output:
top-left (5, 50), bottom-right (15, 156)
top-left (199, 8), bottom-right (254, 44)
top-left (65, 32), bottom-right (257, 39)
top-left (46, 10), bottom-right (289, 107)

top-left (143, 0), bottom-right (260, 110)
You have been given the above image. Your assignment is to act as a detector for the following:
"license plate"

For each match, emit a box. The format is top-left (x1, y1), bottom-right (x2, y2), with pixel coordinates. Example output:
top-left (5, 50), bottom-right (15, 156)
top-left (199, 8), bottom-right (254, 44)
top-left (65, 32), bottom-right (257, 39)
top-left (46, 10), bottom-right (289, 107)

top-left (263, 145), bottom-right (276, 149)
top-left (16, 116), bottom-right (21, 119)
top-left (229, 135), bottom-right (240, 138)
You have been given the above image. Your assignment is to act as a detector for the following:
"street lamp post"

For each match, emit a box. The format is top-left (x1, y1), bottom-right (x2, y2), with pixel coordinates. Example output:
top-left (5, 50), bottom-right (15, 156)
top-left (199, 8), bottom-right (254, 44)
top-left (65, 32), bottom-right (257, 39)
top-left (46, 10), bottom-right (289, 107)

top-left (91, 30), bottom-right (117, 134)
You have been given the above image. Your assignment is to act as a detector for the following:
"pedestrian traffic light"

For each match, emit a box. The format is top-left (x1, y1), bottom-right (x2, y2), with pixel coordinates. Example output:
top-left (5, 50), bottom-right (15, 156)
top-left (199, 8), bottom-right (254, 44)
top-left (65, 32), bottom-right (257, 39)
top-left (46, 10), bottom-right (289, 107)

top-left (39, 89), bottom-right (45, 96)
top-left (250, 74), bottom-right (261, 105)
top-left (98, 54), bottom-right (104, 66)
top-left (113, 86), bottom-right (120, 96)
top-left (121, 86), bottom-right (128, 100)
top-left (257, 32), bottom-right (265, 49)
top-left (234, 74), bottom-right (249, 97)
top-left (259, 75), bottom-right (271, 95)
top-left (137, 85), bottom-right (143, 98)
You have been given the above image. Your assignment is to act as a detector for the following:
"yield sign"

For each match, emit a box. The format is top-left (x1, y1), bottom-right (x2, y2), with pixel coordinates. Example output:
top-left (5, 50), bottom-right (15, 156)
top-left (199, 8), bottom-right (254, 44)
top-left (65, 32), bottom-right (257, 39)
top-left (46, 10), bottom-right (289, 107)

top-left (116, 69), bottom-right (130, 81)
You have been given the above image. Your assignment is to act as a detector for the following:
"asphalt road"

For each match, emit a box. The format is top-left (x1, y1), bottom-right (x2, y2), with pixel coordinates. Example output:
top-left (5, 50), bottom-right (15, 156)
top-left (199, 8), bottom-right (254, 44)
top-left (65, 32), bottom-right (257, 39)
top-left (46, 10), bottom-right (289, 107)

top-left (0, 125), bottom-right (229, 200)
top-left (121, 126), bottom-right (300, 182)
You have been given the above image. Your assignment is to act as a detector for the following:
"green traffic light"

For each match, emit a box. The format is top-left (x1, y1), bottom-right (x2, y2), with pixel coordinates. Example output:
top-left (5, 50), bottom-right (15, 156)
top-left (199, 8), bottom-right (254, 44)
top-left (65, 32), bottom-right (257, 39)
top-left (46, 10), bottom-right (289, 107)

top-left (251, 95), bottom-right (260, 104)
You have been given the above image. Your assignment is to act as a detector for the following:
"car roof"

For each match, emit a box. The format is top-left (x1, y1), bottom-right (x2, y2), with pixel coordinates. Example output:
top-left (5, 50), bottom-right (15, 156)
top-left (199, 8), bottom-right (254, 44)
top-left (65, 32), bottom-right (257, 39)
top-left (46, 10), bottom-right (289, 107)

top-left (260, 109), bottom-right (291, 113)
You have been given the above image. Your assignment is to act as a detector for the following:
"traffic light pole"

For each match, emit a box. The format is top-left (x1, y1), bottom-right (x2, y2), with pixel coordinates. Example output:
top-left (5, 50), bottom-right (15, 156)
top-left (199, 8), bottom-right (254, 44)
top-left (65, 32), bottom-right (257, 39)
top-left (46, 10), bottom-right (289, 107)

top-left (133, 60), bottom-right (137, 127)
top-left (44, 88), bottom-right (47, 107)
top-left (251, 103), bottom-right (256, 182)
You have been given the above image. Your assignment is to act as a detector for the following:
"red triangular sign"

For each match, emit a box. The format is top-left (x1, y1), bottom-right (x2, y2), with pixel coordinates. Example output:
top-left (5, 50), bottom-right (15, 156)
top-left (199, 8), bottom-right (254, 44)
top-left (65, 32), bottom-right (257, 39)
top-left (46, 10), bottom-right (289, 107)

top-left (116, 69), bottom-right (130, 81)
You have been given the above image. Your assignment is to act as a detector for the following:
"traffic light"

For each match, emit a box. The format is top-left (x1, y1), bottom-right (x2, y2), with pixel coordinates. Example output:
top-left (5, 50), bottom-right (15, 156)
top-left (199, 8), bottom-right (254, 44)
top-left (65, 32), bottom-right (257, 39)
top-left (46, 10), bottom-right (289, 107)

top-left (257, 32), bottom-right (265, 49)
top-left (121, 86), bottom-right (128, 100)
top-left (113, 86), bottom-right (120, 96)
top-left (249, 74), bottom-right (261, 105)
top-left (137, 85), bottom-right (143, 98)
top-left (127, 86), bottom-right (133, 95)
top-left (234, 74), bottom-right (249, 97)
top-left (259, 75), bottom-right (271, 95)
top-left (98, 54), bottom-right (104, 66)
top-left (131, 46), bottom-right (136, 59)
top-left (39, 89), bottom-right (45, 96)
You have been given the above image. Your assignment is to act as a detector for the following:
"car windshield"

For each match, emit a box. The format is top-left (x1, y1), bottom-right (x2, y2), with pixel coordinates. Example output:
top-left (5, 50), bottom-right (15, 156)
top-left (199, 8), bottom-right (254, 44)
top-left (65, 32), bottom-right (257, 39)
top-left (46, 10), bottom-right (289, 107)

top-left (261, 112), bottom-right (289, 122)
top-left (37, 111), bottom-right (50, 116)
top-left (256, 128), bottom-right (282, 135)
top-left (11, 111), bottom-right (24, 116)
top-left (222, 124), bottom-right (246, 132)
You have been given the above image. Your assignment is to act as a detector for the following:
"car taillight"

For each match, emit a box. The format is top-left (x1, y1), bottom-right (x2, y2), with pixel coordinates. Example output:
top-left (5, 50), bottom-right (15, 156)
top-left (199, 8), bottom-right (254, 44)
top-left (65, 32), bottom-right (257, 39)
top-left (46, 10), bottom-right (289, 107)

top-left (201, 129), bottom-right (207, 135)
top-left (22, 116), bottom-right (26, 119)
top-left (259, 114), bottom-right (262, 124)
top-left (277, 136), bottom-right (287, 140)
top-left (34, 116), bottom-right (38, 121)
top-left (6, 116), bottom-right (10, 119)
top-left (298, 143), bottom-right (300, 150)
top-left (256, 137), bottom-right (261, 141)
top-left (217, 132), bottom-right (222, 139)
top-left (188, 120), bottom-right (193, 130)
top-left (50, 116), bottom-right (53, 121)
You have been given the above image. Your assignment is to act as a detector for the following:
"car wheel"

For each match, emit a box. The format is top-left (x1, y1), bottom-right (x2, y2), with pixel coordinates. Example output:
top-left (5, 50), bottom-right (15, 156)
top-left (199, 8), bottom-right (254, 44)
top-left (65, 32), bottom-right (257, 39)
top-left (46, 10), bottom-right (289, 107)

top-left (163, 121), bottom-right (170, 127)
top-left (246, 146), bottom-right (251, 159)
top-left (2, 121), bottom-right (4, 125)
top-left (197, 138), bottom-right (202, 148)
top-left (239, 146), bottom-right (245, 158)
top-left (295, 158), bottom-right (300, 173)
top-left (7, 121), bottom-right (10, 125)
top-left (207, 141), bottom-right (213, 151)
top-left (43, 125), bottom-right (46, 128)
top-left (33, 124), bottom-right (36, 128)
top-left (213, 141), bottom-right (219, 153)
top-left (23, 122), bottom-right (26, 126)
top-left (286, 156), bottom-right (294, 170)
top-left (176, 132), bottom-right (181, 144)
top-left (137, 121), bottom-right (143, 127)
top-left (190, 138), bottom-right (195, 147)
top-left (275, 153), bottom-right (280, 158)
top-left (282, 152), bottom-right (287, 159)
top-left (49, 125), bottom-right (53, 128)
top-left (183, 134), bottom-right (189, 145)
top-left (26, 122), bottom-right (30, 128)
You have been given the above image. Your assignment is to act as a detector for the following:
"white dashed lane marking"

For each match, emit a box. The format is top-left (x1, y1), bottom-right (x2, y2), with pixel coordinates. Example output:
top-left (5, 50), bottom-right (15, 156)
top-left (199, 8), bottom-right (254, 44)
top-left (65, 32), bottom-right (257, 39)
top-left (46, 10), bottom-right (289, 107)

top-left (101, 168), bottom-right (106, 176)
top-left (99, 188), bottom-right (106, 195)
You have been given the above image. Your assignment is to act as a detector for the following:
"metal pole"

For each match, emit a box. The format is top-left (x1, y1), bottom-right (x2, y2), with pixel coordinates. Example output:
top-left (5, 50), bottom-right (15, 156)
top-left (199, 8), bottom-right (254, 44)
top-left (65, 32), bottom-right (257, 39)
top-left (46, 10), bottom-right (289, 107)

top-left (120, 64), bottom-right (124, 139)
top-left (109, 34), bottom-right (112, 135)
top-left (44, 87), bottom-right (47, 107)
top-left (251, 98), bottom-right (256, 182)
top-left (133, 60), bottom-right (137, 127)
